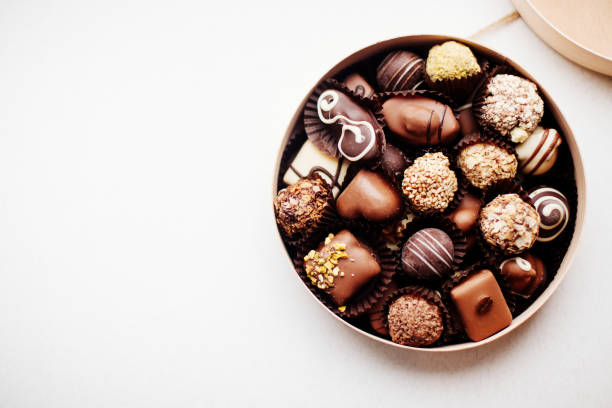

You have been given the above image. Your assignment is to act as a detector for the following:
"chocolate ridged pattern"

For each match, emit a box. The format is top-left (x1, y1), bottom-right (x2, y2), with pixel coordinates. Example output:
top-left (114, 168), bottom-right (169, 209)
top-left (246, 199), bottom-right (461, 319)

top-left (376, 50), bottom-right (425, 92)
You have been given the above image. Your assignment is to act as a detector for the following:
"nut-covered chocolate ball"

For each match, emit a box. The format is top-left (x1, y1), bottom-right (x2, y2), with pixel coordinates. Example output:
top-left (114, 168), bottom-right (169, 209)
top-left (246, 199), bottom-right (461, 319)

top-left (402, 152), bottom-right (458, 213)
top-left (477, 74), bottom-right (544, 143)
top-left (426, 41), bottom-right (481, 82)
top-left (479, 194), bottom-right (540, 254)
top-left (273, 176), bottom-right (332, 238)
top-left (457, 142), bottom-right (518, 189)
top-left (388, 293), bottom-right (444, 347)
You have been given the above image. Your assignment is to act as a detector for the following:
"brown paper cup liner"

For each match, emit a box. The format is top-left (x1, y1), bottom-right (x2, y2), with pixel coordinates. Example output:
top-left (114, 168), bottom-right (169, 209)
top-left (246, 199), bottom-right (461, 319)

top-left (440, 262), bottom-right (518, 341)
top-left (381, 211), bottom-right (416, 252)
top-left (398, 215), bottom-right (468, 278)
top-left (367, 280), bottom-right (399, 337)
top-left (294, 225), bottom-right (398, 318)
top-left (381, 285), bottom-right (454, 346)
top-left (472, 64), bottom-right (544, 142)
top-left (425, 60), bottom-right (485, 104)
top-left (476, 180), bottom-right (537, 261)
top-left (303, 78), bottom-right (386, 167)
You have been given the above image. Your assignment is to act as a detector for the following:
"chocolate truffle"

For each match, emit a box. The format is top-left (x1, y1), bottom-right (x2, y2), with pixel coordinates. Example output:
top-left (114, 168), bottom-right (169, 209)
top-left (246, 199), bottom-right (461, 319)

top-left (283, 139), bottom-right (349, 197)
top-left (304, 230), bottom-right (381, 306)
top-left (388, 293), bottom-right (444, 346)
top-left (380, 144), bottom-right (409, 181)
top-left (368, 281), bottom-right (398, 336)
top-left (457, 142), bottom-right (518, 189)
top-left (274, 176), bottom-right (332, 239)
top-left (426, 41), bottom-right (481, 82)
top-left (376, 50), bottom-right (425, 92)
top-left (402, 228), bottom-right (454, 281)
top-left (516, 127), bottom-right (562, 175)
top-left (311, 88), bottom-right (385, 163)
top-left (477, 74), bottom-right (544, 143)
top-left (479, 194), bottom-right (540, 254)
top-left (336, 169), bottom-right (402, 223)
top-left (450, 269), bottom-right (512, 341)
top-left (528, 187), bottom-right (570, 242)
top-left (500, 253), bottom-right (546, 298)
top-left (402, 152), bottom-right (458, 213)
top-left (382, 95), bottom-right (460, 147)
top-left (343, 73), bottom-right (374, 98)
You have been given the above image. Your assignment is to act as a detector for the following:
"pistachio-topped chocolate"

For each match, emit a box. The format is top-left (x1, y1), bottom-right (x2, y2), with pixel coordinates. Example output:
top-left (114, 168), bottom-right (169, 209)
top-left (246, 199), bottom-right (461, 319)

top-left (426, 41), bottom-right (481, 82)
top-left (314, 89), bottom-right (384, 164)
top-left (304, 230), bottom-right (381, 306)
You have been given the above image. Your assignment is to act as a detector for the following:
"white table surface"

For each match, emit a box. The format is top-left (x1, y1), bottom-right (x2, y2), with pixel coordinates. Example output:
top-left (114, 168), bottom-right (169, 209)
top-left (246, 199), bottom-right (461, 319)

top-left (0, 0), bottom-right (610, 407)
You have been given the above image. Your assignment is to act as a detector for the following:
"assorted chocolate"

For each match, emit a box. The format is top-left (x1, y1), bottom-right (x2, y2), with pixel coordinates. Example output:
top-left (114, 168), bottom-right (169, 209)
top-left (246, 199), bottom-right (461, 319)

top-left (275, 40), bottom-right (576, 347)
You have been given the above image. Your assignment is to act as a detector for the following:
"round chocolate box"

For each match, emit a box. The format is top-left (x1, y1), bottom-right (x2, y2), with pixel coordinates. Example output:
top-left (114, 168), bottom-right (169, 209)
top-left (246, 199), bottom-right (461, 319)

top-left (272, 36), bottom-right (585, 352)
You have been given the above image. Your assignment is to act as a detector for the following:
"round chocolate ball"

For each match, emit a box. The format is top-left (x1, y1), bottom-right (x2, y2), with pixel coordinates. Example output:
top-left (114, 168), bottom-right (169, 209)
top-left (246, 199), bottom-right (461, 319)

top-left (388, 293), bottom-right (444, 347)
top-left (457, 142), bottom-right (517, 190)
top-left (273, 176), bottom-right (332, 239)
top-left (376, 50), bottom-right (424, 92)
top-left (426, 41), bottom-right (481, 82)
top-left (402, 152), bottom-right (458, 213)
top-left (477, 74), bottom-right (544, 143)
top-left (516, 127), bottom-right (562, 176)
top-left (479, 194), bottom-right (540, 254)
top-left (380, 144), bottom-right (409, 181)
top-left (402, 228), bottom-right (454, 281)
top-left (528, 186), bottom-right (570, 242)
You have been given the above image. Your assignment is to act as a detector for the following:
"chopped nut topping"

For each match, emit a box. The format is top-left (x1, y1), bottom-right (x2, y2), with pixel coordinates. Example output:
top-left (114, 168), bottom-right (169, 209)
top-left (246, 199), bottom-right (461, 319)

top-left (457, 142), bottom-right (517, 189)
top-left (402, 152), bottom-right (458, 212)
top-left (304, 233), bottom-right (348, 290)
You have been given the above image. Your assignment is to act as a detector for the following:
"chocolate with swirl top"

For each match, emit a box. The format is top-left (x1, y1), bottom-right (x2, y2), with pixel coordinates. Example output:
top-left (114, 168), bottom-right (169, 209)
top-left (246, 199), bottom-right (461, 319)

top-left (528, 187), bottom-right (570, 242)
top-left (316, 89), bottom-right (384, 164)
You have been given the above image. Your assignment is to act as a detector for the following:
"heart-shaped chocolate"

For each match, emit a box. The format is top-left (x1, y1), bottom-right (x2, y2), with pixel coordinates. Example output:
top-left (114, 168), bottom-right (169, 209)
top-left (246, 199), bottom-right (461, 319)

top-left (336, 169), bottom-right (402, 222)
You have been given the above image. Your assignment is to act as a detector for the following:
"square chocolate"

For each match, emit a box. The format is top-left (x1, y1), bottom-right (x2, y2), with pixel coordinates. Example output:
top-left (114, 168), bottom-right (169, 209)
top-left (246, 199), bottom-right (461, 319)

top-left (450, 269), bottom-right (512, 341)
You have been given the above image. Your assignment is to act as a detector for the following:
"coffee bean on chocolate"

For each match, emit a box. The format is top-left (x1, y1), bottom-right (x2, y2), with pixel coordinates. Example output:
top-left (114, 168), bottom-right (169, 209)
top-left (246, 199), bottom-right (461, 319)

top-left (336, 169), bottom-right (402, 223)
top-left (450, 269), bottom-right (512, 341)
top-left (382, 95), bottom-right (460, 147)
top-left (500, 253), bottom-right (546, 298)
top-left (376, 50), bottom-right (424, 92)
top-left (401, 228), bottom-right (454, 281)
top-left (304, 230), bottom-right (381, 306)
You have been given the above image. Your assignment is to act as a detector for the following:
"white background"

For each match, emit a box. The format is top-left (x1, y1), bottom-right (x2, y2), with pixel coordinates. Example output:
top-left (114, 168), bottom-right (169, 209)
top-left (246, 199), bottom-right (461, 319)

top-left (0, 0), bottom-right (610, 406)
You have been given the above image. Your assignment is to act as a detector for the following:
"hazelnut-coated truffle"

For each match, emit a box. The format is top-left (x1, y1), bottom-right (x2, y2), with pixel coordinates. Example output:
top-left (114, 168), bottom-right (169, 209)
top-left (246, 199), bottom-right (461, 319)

top-left (457, 142), bottom-right (517, 189)
top-left (402, 152), bottom-right (458, 212)
top-left (388, 293), bottom-right (444, 346)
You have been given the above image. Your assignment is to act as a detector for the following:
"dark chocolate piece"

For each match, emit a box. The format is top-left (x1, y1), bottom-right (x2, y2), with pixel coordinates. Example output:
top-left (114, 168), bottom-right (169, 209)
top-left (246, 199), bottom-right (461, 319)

top-left (336, 169), bottom-right (402, 222)
top-left (500, 253), bottom-right (546, 298)
top-left (316, 89), bottom-right (384, 163)
top-left (387, 293), bottom-right (443, 346)
top-left (450, 269), bottom-right (512, 341)
top-left (380, 144), bottom-right (409, 181)
top-left (527, 186), bottom-right (570, 242)
top-left (376, 50), bottom-right (424, 92)
top-left (382, 95), bottom-right (460, 147)
top-left (401, 228), bottom-right (454, 281)
top-left (343, 73), bottom-right (374, 98)
top-left (304, 230), bottom-right (381, 306)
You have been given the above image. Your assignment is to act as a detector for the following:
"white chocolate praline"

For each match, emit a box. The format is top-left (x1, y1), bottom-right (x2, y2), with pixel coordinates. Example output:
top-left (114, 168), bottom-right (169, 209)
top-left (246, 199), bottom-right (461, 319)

top-left (316, 90), bottom-right (375, 162)
top-left (516, 127), bottom-right (562, 176)
top-left (283, 140), bottom-right (349, 197)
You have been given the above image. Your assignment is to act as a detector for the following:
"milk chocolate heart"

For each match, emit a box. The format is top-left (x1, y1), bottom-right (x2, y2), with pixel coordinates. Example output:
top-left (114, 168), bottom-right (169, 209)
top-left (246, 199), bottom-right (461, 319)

top-left (336, 169), bottom-right (402, 222)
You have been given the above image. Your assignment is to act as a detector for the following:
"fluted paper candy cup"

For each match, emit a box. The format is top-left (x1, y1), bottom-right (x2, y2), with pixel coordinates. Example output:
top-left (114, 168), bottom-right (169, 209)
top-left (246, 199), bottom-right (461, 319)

top-left (272, 35), bottom-right (585, 352)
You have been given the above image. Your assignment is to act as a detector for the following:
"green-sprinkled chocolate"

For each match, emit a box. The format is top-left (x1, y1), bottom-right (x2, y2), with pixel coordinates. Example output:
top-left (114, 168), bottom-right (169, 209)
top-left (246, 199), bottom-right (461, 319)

top-left (426, 41), bottom-right (481, 82)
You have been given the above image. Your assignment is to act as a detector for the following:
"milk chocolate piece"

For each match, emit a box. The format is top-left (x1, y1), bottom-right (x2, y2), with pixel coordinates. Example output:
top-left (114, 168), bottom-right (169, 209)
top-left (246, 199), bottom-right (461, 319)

top-left (446, 192), bottom-right (481, 232)
top-left (304, 230), bottom-right (381, 306)
top-left (500, 253), bottom-right (546, 298)
top-left (316, 89), bottom-right (384, 163)
top-left (283, 139), bottom-right (349, 197)
top-left (450, 269), bottom-right (512, 341)
top-left (382, 95), bottom-right (460, 147)
top-left (343, 73), bottom-right (374, 98)
top-left (337, 170), bottom-right (402, 222)
top-left (457, 108), bottom-right (478, 137)
top-left (401, 228), bottom-right (454, 281)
